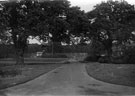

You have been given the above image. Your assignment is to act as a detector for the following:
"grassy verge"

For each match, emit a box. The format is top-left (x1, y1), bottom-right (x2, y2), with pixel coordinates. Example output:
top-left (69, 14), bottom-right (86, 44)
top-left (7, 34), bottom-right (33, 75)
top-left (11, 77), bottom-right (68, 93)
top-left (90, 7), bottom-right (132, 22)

top-left (0, 63), bottom-right (62, 90)
top-left (85, 62), bottom-right (135, 87)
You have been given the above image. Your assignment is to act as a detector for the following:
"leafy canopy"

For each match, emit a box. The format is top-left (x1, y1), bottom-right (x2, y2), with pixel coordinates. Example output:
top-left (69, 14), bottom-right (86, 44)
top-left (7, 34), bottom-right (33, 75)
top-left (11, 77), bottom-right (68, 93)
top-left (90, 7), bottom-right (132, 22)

top-left (87, 0), bottom-right (135, 51)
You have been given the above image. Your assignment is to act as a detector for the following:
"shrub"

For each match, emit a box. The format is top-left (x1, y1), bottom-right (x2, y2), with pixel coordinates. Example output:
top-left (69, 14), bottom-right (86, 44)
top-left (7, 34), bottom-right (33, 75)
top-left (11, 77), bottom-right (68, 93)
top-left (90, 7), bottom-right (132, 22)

top-left (98, 56), bottom-right (110, 63)
top-left (111, 56), bottom-right (125, 64)
top-left (122, 47), bottom-right (135, 64)
top-left (111, 46), bottom-right (135, 64)
top-left (84, 55), bottom-right (100, 62)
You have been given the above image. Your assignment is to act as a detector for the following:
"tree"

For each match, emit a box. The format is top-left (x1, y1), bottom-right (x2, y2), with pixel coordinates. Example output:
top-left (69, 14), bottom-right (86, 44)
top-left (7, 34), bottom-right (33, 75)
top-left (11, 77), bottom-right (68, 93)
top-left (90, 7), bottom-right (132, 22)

top-left (0, 0), bottom-right (73, 64)
top-left (0, 0), bottom-right (50, 64)
top-left (39, 1), bottom-right (90, 48)
top-left (39, 0), bottom-right (70, 44)
top-left (0, 3), bottom-right (9, 44)
top-left (87, 0), bottom-right (135, 58)
top-left (66, 6), bottom-right (90, 44)
top-left (0, 0), bottom-right (90, 64)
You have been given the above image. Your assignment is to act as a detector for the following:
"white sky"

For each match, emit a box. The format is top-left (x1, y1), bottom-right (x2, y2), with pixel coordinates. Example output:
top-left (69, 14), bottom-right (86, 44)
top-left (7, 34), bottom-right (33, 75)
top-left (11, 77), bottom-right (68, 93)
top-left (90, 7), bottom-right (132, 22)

top-left (0, 0), bottom-right (135, 12)
top-left (70, 0), bottom-right (135, 6)
top-left (69, 0), bottom-right (135, 12)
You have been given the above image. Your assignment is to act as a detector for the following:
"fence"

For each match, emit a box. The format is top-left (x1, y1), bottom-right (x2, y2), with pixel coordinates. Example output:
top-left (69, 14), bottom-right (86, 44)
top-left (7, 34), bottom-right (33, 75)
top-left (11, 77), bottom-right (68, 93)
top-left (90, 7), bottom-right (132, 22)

top-left (0, 43), bottom-right (91, 59)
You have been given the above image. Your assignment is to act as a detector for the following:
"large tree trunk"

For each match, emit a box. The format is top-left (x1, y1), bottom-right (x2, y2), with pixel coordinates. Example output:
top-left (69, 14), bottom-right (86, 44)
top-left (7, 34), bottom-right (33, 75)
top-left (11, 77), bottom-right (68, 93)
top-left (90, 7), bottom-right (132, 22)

top-left (16, 48), bottom-right (24, 65)
top-left (107, 48), bottom-right (112, 57)
top-left (12, 28), bottom-right (27, 65)
top-left (103, 38), bottom-right (113, 62)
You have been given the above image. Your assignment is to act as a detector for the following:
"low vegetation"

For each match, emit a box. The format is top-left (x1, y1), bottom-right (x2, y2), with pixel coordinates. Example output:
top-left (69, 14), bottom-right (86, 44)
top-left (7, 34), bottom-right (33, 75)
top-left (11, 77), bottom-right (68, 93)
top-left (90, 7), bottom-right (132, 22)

top-left (0, 64), bottom-right (62, 89)
top-left (86, 62), bottom-right (135, 87)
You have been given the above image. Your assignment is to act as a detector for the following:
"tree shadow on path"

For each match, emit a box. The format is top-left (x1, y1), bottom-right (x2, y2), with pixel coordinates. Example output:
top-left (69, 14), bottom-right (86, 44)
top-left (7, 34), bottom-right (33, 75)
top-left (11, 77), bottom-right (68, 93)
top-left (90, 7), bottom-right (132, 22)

top-left (78, 85), bottom-right (120, 95)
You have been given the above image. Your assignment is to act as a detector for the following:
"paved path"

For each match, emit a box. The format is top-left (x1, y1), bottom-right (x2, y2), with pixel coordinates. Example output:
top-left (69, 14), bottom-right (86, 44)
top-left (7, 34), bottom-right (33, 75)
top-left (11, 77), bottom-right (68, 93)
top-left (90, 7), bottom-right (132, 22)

top-left (1, 63), bottom-right (135, 96)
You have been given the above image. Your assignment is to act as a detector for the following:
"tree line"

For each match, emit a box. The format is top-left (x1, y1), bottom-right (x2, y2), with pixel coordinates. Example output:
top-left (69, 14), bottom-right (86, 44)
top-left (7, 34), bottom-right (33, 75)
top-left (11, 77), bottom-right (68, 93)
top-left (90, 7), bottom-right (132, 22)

top-left (0, 0), bottom-right (135, 64)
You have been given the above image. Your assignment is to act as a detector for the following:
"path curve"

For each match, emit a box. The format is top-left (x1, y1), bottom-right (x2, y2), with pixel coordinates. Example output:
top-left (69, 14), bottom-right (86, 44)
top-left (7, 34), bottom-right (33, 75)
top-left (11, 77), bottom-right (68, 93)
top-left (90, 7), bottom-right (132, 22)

top-left (1, 63), bottom-right (135, 96)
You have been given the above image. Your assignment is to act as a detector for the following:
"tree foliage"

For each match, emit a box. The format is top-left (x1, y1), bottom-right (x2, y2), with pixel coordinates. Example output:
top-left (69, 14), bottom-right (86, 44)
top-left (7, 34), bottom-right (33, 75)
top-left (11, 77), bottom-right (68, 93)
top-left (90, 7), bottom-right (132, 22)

top-left (0, 0), bottom-right (89, 64)
top-left (87, 0), bottom-right (135, 57)
top-left (0, 0), bottom-right (70, 64)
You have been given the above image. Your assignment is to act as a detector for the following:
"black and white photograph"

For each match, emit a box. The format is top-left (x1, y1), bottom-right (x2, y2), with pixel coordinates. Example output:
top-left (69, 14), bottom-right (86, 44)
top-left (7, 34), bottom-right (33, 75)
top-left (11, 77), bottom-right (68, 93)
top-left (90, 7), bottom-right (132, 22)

top-left (0, 0), bottom-right (135, 95)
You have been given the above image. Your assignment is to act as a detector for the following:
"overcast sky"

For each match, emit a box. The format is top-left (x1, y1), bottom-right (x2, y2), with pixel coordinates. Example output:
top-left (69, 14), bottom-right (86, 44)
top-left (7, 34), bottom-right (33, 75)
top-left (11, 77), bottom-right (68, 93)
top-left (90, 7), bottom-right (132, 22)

top-left (0, 0), bottom-right (135, 12)
top-left (69, 0), bottom-right (135, 12)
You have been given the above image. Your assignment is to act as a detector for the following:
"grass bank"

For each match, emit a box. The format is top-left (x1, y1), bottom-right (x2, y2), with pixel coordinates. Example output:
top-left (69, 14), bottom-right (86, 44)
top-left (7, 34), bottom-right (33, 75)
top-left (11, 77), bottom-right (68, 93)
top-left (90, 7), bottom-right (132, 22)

top-left (0, 63), bottom-right (62, 90)
top-left (86, 62), bottom-right (135, 87)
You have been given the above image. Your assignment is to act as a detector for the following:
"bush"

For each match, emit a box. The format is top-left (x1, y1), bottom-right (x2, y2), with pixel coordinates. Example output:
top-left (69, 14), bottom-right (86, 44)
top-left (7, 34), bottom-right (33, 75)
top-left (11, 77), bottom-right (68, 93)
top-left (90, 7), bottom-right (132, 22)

top-left (98, 56), bottom-right (110, 63)
top-left (122, 47), bottom-right (135, 64)
top-left (84, 55), bottom-right (100, 62)
top-left (84, 40), bottom-right (105, 62)
top-left (111, 56), bottom-right (124, 64)
top-left (111, 46), bottom-right (135, 64)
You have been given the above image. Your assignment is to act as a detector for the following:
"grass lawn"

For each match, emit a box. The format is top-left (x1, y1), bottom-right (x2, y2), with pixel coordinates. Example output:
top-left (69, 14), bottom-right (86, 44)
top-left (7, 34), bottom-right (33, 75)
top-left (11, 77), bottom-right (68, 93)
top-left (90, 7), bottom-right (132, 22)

top-left (85, 62), bottom-right (135, 87)
top-left (0, 63), bottom-right (62, 90)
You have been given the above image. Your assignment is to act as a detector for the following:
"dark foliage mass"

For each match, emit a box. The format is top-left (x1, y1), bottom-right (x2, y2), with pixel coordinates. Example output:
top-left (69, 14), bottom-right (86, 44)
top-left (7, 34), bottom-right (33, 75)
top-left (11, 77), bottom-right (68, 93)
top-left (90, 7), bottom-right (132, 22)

top-left (85, 0), bottom-right (135, 63)
top-left (122, 47), bottom-right (135, 64)
top-left (0, 0), bottom-right (89, 64)
top-left (1, 0), bottom-right (135, 64)
top-left (87, 0), bottom-right (135, 60)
